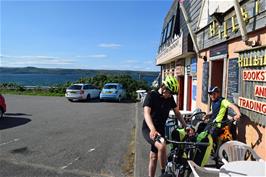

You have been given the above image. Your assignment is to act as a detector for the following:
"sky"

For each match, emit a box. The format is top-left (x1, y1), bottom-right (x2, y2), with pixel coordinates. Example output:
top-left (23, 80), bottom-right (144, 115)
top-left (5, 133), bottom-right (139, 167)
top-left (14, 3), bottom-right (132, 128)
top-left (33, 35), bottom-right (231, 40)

top-left (1, 0), bottom-right (173, 71)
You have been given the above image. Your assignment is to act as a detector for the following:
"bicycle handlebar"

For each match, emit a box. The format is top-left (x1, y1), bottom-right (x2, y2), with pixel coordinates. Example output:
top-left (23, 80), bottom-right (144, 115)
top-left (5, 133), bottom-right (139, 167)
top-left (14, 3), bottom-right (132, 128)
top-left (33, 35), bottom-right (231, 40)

top-left (208, 119), bottom-right (236, 126)
top-left (166, 139), bottom-right (209, 146)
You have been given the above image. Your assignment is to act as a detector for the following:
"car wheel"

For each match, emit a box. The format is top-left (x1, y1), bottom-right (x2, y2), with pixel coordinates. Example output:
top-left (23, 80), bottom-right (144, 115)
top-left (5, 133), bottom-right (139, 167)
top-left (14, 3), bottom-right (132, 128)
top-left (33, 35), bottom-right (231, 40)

top-left (0, 108), bottom-right (3, 119)
top-left (117, 95), bottom-right (122, 102)
top-left (86, 94), bottom-right (91, 102)
top-left (68, 99), bottom-right (74, 102)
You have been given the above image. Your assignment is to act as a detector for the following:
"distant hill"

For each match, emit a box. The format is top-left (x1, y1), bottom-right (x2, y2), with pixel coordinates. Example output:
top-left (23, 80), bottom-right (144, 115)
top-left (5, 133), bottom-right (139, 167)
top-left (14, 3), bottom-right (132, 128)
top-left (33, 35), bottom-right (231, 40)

top-left (0, 67), bottom-right (159, 77)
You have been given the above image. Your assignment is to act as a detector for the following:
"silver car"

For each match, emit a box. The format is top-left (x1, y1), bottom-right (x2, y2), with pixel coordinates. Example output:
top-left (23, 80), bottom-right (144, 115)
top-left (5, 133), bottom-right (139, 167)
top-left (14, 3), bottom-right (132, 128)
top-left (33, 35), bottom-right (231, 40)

top-left (65, 84), bottom-right (100, 102)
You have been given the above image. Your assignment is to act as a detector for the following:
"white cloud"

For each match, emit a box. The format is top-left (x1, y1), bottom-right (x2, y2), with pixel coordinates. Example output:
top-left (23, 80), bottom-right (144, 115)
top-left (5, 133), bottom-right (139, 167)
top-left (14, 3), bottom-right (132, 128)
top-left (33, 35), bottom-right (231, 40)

top-left (124, 59), bottom-right (139, 64)
top-left (76, 54), bottom-right (107, 59)
top-left (143, 60), bottom-right (154, 64)
top-left (98, 43), bottom-right (122, 48)
top-left (99, 63), bottom-right (159, 71)
top-left (1, 55), bottom-right (74, 67)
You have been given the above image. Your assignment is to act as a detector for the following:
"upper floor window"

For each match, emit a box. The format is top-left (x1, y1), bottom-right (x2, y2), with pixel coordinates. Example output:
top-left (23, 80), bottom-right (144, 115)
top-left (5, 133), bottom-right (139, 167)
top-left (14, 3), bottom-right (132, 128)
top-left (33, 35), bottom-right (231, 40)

top-left (160, 15), bottom-right (175, 46)
top-left (166, 17), bottom-right (174, 39)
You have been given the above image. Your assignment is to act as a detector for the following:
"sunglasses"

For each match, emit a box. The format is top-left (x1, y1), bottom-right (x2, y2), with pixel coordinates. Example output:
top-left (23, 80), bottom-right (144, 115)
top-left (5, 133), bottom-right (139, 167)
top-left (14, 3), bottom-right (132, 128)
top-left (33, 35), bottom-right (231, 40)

top-left (163, 87), bottom-right (174, 95)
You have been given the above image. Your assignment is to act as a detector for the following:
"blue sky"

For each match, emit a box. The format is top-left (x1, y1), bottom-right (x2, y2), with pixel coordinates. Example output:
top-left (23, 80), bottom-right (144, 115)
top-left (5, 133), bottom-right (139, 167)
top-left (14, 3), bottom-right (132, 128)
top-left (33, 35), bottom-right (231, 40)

top-left (1, 0), bottom-right (173, 71)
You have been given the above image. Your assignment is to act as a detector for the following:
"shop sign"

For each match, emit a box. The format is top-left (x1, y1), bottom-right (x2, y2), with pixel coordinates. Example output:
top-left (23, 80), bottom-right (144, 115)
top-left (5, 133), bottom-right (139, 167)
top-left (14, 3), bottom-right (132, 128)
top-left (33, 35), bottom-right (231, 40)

top-left (242, 70), bottom-right (266, 82)
top-left (210, 43), bottom-right (227, 57)
top-left (238, 47), bottom-right (266, 117)
top-left (238, 97), bottom-right (266, 115)
top-left (238, 52), bottom-right (266, 67)
top-left (208, 0), bottom-right (262, 39)
top-left (254, 85), bottom-right (266, 98)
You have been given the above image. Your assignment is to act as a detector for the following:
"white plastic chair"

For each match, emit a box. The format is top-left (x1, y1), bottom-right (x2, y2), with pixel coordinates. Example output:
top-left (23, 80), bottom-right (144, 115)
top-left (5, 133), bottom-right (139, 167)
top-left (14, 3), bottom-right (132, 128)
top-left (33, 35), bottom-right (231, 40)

top-left (140, 92), bottom-right (147, 103)
top-left (187, 160), bottom-right (220, 177)
top-left (218, 140), bottom-right (263, 164)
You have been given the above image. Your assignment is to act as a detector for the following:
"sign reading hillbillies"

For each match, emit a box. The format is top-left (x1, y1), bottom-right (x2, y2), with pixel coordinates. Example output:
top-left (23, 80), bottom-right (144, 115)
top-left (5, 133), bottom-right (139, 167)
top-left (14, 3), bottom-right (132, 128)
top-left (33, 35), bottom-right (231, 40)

top-left (238, 49), bottom-right (266, 115)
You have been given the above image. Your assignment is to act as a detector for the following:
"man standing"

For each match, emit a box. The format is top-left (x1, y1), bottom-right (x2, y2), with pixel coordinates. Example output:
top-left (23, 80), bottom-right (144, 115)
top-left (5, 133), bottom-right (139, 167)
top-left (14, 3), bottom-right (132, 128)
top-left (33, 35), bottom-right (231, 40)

top-left (142, 76), bottom-right (188, 177)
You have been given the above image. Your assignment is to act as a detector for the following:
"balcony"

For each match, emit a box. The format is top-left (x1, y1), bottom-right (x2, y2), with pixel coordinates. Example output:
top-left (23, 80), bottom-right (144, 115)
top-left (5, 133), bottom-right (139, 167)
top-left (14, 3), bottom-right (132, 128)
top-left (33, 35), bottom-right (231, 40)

top-left (156, 33), bottom-right (183, 65)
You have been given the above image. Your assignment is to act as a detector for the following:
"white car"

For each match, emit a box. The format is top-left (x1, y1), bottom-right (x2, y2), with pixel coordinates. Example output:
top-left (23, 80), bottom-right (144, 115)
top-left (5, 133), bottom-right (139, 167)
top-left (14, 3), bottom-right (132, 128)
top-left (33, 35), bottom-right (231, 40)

top-left (65, 84), bottom-right (100, 102)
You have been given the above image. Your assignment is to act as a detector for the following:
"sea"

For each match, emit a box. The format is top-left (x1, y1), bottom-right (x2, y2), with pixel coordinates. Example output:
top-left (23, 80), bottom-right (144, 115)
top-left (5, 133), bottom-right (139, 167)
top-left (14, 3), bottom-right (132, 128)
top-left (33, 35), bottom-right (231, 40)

top-left (0, 73), bottom-right (157, 86)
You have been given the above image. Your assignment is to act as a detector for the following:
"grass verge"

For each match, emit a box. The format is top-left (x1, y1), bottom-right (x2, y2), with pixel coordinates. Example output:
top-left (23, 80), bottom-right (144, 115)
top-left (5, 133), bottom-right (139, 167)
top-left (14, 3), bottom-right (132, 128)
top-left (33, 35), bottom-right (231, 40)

top-left (0, 89), bottom-right (64, 97)
top-left (122, 126), bottom-right (136, 177)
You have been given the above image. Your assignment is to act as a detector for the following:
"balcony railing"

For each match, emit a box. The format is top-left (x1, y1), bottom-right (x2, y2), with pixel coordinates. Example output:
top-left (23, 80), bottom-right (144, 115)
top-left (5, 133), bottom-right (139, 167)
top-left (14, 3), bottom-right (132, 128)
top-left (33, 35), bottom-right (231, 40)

top-left (156, 33), bottom-right (183, 65)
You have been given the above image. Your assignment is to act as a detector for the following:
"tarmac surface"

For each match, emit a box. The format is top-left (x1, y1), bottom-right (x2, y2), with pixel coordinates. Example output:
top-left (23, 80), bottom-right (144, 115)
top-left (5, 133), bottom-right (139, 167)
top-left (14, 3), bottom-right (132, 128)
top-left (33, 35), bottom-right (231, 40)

top-left (0, 95), bottom-right (136, 177)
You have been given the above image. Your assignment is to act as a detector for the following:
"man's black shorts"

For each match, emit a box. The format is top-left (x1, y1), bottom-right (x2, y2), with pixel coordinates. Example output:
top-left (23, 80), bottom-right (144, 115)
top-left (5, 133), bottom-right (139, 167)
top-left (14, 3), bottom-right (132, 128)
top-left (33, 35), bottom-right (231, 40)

top-left (142, 122), bottom-right (164, 153)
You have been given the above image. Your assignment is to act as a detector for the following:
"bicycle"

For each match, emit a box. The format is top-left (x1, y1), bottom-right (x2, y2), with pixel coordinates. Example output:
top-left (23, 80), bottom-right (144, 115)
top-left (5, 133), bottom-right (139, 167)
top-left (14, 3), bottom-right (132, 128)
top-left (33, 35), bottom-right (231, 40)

top-left (162, 109), bottom-right (236, 176)
top-left (161, 110), bottom-right (210, 177)
top-left (189, 111), bottom-right (236, 167)
top-left (155, 134), bottom-right (209, 177)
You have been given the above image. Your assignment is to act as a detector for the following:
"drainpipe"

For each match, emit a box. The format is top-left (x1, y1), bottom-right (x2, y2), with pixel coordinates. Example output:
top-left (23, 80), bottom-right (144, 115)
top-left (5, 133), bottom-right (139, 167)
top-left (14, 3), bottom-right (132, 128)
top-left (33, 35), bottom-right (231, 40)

top-left (232, 0), bottom-right (248, 42)
top-left (179, 1), bottom-right (201, 57)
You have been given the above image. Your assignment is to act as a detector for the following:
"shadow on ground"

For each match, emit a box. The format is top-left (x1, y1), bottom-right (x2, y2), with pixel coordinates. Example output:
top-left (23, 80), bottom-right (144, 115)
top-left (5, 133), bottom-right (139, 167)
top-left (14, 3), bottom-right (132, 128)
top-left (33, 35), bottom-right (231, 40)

top-left (0, 113), bottom-right (32, 130)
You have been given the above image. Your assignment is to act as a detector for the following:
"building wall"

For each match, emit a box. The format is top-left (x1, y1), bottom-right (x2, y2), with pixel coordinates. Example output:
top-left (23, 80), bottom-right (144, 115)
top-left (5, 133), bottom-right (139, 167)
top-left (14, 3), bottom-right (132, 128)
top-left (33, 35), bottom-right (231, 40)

top-left (196, 50), bottom-right (209, 111)
top-left (157, 0), bottom-right (202, 111)
top-left (228, 28), bottom-right (266, 59)
top-left (227, 28), bottom-right (266, 159)
top-left (196, 0), bottom-right (266, 51)
top-left (196, 28), bottom-right (266, 160)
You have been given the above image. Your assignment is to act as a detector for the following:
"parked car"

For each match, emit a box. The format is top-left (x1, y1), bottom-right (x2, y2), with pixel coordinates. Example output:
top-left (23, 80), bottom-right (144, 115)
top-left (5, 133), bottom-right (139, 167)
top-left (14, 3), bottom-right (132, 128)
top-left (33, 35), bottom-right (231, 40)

top-left (100, 83), bottom-right (126, 102)
top-left (0, 94), bottom-right (6, 118)
top-left (65, 84), bottom-right (101, 102)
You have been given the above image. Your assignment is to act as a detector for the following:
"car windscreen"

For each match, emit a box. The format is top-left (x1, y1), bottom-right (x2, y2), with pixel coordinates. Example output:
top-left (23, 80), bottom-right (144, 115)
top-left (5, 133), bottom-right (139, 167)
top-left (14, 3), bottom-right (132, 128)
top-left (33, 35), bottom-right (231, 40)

top-left (104, 85), bottom-right (117, 89)
top-left (68, 85), bottom-right (82, 90)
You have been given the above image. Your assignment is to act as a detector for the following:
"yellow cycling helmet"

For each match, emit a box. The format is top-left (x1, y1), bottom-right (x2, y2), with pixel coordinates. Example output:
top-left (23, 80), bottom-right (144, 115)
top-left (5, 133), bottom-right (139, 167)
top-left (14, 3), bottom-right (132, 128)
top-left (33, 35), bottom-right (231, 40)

top-left (162, 75), bottom-right (179, 94)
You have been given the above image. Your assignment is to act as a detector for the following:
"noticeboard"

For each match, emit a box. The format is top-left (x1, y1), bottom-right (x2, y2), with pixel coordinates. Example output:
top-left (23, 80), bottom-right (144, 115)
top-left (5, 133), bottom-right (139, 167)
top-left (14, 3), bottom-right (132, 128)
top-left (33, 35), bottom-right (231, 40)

top-left (227, 58), bottom-right (239, 103)
top-left (201, 61), bottom-right (209, 104)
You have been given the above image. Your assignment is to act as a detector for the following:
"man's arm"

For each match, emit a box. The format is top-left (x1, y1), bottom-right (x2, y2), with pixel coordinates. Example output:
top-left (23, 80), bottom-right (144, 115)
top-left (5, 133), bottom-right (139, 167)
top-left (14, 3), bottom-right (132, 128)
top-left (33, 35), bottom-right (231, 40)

top-left (204, 111), bottom-right (212, 121)
top-left (228, 103), bottom-right (241, 121)
top-left (143, 106), bottom-right (158, 140)
top-left (173, 106), bottom-right (187, 128)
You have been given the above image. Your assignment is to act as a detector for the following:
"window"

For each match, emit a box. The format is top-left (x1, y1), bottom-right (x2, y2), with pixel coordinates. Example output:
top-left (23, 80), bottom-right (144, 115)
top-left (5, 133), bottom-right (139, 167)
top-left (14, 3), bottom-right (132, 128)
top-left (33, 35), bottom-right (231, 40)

top-left (83, 85), bottom-right (89, 90)
top-left (173, 5), bottom-right (180, 36)
top-left (164, 25), bottom-right (168, 43)
top-left (91, 85), bottom-right (97, 89)
top-left (87, 85), bottom-right (94, 89)
top-left (166, 18), bottom-right (174, 39)
top-left (160, 31), bottom-right (165, 45)
top-left (104, 85), bottom-right (117, 89)
top-left (68, 85), bottom-right (82, 90)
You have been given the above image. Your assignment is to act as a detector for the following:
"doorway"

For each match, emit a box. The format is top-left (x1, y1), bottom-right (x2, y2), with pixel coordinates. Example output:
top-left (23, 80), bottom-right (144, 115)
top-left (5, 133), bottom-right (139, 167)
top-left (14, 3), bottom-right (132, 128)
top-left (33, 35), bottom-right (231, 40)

top-left (178, 76), bottom-right (184, 110)
top-left (211, 59), bottom-right (224, 91)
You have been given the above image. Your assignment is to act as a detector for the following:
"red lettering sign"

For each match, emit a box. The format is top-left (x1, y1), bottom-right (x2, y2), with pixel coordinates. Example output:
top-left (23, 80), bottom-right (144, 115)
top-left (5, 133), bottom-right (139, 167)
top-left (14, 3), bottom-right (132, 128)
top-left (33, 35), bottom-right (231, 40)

top-left (238, 97), bottom-right (266, 115)
top-left (254, 85), bottom-right (266, 98)
top-left (242, 70), bottom-right (266, 82)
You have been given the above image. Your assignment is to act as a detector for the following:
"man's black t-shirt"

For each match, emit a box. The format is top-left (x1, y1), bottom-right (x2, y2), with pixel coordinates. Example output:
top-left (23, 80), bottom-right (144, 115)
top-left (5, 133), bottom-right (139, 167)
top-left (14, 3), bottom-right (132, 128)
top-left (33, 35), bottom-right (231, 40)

top-left (142, 90), bottom-right (177, 133)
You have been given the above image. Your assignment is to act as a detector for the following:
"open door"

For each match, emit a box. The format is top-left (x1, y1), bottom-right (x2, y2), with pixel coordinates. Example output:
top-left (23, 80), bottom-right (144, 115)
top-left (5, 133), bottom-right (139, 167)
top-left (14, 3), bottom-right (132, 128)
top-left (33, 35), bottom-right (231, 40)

top-left (211, 59), bottom-right (224, 91)
top-left (178, 76), bottom-right (184, 110)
